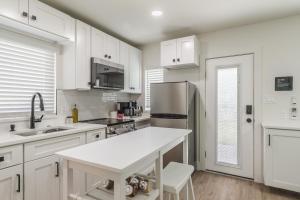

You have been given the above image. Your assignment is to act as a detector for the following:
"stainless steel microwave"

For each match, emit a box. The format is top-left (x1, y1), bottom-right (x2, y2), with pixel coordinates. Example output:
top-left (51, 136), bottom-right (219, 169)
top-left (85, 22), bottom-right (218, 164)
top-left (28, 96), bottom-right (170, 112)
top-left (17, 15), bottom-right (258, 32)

top-left (90, 57), bottom-right (124, 90)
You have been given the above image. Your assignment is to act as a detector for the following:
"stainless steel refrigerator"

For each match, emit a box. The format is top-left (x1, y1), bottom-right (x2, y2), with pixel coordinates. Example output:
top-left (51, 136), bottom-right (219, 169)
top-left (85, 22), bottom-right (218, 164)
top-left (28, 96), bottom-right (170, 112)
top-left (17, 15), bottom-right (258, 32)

top-left (150, 81), bottom-right (196, 167)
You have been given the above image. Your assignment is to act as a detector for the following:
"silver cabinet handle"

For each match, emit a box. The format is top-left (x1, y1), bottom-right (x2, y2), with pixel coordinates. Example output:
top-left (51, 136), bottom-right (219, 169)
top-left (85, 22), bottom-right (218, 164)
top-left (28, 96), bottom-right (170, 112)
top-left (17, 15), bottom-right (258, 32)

top-left (268, 134), bottom-right (271, 146)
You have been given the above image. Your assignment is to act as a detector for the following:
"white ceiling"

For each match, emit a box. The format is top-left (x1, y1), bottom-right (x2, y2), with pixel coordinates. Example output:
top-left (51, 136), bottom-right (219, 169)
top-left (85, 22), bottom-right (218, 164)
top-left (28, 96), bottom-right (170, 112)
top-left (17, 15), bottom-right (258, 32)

top-left (41, 0), bottom-right (300, 46)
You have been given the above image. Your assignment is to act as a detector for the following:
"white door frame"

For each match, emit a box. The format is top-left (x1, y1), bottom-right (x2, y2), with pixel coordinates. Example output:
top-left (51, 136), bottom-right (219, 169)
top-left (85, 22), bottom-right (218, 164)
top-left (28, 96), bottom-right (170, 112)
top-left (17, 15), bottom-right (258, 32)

top-left (202, 51), bottom-right (263, 182)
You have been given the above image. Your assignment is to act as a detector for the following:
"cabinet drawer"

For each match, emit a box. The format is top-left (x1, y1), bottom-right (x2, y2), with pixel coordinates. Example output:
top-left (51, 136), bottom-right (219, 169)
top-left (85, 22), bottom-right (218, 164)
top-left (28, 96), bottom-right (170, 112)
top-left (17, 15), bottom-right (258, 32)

top-left (0, 145), bottom-right (23, 169)
top-left (24, 133), bottom-right (85, 162)
top-left (86, 129), bottom-right (106, 143)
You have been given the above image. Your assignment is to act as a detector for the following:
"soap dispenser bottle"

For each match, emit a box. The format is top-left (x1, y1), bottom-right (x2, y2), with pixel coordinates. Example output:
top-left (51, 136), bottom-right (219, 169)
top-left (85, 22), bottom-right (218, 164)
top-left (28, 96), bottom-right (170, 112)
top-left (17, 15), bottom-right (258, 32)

top-left (72, 104), bottom-right (78, 123)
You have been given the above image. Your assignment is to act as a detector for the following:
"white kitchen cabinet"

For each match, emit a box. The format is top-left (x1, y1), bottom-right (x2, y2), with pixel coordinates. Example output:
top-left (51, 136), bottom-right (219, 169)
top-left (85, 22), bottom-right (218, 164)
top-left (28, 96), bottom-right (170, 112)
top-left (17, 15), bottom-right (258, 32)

top-left (75, 20), bottom-right (91, 90)
top-left (85, 129), bottom-right (106, 191)
top-left (28, 0), bottom-right (75, 39)
top-left (91, 28), bottom-right (120, 63)
top-left (0, 164), bottom-right (23, 200)
top-left (24, 155), bottom-right (60, 200)
top-left (119, 41), bottom-right (130, 92)
top-left (161, 35), bottom-right (199, 68)
top-left (161, 39), bottom-right (177, 67)
top-left (120, 42), bottom-right (142, 94)
top-left (0, 0), bottom-right (29, 24)
top-left (129, 46), bottom-right (142, 93)
top-left (264, 128), bottom-right (300, 193)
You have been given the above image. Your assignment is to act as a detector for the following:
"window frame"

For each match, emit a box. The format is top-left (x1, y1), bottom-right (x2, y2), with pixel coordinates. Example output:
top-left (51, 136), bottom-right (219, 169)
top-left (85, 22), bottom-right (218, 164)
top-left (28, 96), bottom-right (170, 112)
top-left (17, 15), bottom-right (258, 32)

top-left (0, 29), bottom-right (58, 120)
top-left (144, 68), bottom-right (164, 111)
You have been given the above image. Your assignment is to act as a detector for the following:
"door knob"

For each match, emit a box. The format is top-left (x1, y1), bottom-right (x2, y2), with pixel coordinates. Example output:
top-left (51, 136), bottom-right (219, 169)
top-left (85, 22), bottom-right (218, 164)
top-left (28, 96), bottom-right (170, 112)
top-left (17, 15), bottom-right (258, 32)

top-left (172, 59), bottom-right (176, 62)
top-left (246, 118), bottom-right (252, 123)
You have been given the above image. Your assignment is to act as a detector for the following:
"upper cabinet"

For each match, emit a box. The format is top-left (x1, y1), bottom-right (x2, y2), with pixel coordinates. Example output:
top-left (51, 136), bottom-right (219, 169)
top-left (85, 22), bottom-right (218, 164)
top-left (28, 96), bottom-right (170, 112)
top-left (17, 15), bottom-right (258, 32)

top-left (28, 0), bottom-right (75, 39)
top-left (0, 0), bottom-right (75, 42)
top-left (120, 41), bottom-right (142, 94)
top-left (91, 28), bottom-right (120, 64)
top-left (75, 20), bottom-right (91, 90)
top-left (161, 35), bottom-right (199, 69)
top-left (0, 0), bottom-right (29, 24)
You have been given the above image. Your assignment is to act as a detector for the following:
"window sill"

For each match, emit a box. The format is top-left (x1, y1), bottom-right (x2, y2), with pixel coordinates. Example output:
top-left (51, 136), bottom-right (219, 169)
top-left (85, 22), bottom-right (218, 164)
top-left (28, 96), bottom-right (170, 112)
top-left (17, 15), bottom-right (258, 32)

top-left (0, 114), bottom-right (58, 124)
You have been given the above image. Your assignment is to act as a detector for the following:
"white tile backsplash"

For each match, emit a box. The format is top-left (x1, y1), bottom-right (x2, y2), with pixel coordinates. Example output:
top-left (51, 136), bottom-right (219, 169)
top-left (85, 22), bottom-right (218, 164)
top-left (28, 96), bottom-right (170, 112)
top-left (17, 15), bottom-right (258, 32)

top-left (57, 90), bottom-right (133, 121)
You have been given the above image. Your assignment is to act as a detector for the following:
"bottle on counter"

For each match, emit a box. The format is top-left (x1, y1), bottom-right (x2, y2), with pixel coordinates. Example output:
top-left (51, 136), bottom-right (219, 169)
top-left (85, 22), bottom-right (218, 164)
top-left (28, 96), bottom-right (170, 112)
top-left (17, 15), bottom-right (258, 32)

top-left (72, 104), bottom-right (78, 123)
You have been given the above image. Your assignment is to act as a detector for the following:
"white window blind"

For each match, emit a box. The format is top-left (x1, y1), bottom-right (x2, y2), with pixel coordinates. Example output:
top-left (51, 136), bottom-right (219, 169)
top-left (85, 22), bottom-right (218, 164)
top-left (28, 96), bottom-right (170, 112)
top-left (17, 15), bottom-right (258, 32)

top-left (145, 68), bottom-right (164, 111)
top-left (0, 40), bottom-right (56, 115)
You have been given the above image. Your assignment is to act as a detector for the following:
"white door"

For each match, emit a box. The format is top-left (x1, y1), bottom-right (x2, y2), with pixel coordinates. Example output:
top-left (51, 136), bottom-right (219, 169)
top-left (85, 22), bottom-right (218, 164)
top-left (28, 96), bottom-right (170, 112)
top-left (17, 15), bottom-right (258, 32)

top-left (91, 28), bottom-right (106, 59)
top-left (129, 47), bottom-right (142, 93)
top-left (0, 0), bottom-right (28, 23)
top-left (161, 39), bottom-right (177, 67)
top-left (206, 54), bottom-right (254, 178)
top-left (176, 36), bottom-right (194, 65)
top-left (28, 0), bottom-right (74, 38)
top-left (24, 155), bottom-right (60, 200)
top-left (0, 165), bottom-right (23, 200)
top-left (105, 34), bottom-right (119, 64)
top-left (75, 20), bottom-right (91, 90)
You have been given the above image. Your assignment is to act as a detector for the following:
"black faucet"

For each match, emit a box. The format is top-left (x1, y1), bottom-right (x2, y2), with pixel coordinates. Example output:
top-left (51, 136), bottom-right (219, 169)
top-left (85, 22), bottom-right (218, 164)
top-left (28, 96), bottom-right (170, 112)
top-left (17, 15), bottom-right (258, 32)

top-left (30, 92), bottom-right (45, 129)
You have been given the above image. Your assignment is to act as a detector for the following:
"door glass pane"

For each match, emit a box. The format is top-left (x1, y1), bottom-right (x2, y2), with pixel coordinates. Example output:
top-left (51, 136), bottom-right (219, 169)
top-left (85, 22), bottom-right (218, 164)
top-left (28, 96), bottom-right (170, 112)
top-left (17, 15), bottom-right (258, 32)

top-left (217, 67), bottom-right (238, 165)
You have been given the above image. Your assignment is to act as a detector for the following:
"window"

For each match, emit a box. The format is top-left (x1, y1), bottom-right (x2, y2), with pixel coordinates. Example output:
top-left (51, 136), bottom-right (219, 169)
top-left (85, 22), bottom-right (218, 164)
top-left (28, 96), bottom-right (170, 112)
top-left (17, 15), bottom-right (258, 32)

top-left (0, 39), bottom-right (56, 116)
top-left (144, 68), bottom-right (164, 111)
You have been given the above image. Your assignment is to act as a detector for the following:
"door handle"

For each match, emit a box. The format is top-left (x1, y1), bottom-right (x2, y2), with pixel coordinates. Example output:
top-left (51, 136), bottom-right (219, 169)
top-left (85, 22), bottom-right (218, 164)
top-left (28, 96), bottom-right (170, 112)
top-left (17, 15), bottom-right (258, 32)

top-left (246, 118), bottom-right (252, 123)
top-left (55, 162), bottom-right (60, 177)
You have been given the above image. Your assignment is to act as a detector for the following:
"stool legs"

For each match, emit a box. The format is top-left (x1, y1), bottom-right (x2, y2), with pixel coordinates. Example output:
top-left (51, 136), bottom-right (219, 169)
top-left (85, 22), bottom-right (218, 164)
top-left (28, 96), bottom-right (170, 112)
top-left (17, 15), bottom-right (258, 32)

top-left (188, 177), bottom-right (195, 200)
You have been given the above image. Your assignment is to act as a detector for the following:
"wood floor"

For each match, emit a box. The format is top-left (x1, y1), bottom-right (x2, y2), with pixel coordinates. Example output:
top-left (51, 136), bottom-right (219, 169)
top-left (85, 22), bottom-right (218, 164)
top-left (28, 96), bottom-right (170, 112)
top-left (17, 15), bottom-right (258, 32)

top-left (191, 171), bottom-right (300, 200)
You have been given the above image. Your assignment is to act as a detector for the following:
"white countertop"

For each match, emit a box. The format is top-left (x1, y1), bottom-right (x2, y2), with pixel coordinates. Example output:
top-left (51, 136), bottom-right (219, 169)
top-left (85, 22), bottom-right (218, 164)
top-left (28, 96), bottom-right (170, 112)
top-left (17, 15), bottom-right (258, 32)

top-left (56, 127), bottom-right (191, 173)
top-left (0, 123), bottom-right (106, 148)
top-left (262, 121), bottom-right (300, 131)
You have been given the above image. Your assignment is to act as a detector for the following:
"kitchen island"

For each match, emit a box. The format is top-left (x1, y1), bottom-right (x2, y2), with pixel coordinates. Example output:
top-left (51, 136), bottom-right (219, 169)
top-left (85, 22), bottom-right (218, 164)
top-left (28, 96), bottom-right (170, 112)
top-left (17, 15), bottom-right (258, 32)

top-left (56, 127), bottom-right (191, 200)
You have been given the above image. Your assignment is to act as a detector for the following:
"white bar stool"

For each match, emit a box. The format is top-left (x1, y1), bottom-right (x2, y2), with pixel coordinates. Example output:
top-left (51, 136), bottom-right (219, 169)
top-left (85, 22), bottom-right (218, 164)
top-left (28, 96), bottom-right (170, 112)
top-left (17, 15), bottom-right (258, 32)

top-left (163, 162), bottom-right (196, 200)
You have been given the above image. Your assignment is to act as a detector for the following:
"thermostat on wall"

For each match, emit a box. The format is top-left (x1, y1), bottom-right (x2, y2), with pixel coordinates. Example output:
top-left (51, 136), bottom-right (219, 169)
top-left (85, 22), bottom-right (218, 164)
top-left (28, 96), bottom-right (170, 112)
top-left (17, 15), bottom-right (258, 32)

top-left (275, 76), bottom-right (293, 91)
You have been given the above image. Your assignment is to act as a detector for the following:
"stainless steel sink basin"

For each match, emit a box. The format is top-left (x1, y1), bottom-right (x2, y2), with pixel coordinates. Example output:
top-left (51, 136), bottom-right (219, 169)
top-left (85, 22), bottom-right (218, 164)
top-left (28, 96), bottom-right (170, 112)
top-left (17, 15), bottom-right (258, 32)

top-left (42, 127), bottom-right (70, 134)
top-left (15, 126), bottom-right (72, 137)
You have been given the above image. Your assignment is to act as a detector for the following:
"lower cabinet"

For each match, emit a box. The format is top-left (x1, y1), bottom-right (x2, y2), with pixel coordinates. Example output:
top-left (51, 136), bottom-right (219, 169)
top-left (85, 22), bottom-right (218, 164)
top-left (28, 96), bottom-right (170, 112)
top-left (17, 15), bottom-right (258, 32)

top-left (264, 128), bottom-right (300, 193)
top-left (86, 129), bottom-right (106, 191)
top-left (0, 164), bottom-right (23, 200)
top-left (24, 155), bottom-right (60, 200)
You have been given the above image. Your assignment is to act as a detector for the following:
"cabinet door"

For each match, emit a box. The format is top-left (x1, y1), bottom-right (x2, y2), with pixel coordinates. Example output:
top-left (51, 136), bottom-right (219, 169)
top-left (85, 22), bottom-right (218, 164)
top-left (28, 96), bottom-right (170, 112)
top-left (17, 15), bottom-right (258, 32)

top-left (105, 34), bottom-right (120, 63)
top-left (176, 36), bottom-right (195, 65)
top-left (75, 20), bottom-right (91, 90)
top-left (129, 46), bottom-right (142, 93)
top-left (28, 0), bottom-right (74, 39)
top-left (264, 130), bottom-right (300, 192)
top-left (0, 0), bottom-right (28, 24)
top-left (86, 129), bottom-right (106, 191)
top-left (161, 39), bottom-right (177, 67)
top-left (91, 28), bottom-right (106, 59)
top-left (0, 165), bottom-right (23, 200)
top-left (24, 156), bottom-right (60, 200)
top-left (120, 41), bottom-right (130, 92)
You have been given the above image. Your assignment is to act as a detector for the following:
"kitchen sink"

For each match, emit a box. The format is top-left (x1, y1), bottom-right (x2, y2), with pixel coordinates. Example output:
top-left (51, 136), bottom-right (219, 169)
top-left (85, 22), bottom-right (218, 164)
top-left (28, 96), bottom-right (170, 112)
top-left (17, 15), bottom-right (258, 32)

top-left (42, 127), bottom-right (70, 134)
top-left (15, 126), bottom-right (72, 137)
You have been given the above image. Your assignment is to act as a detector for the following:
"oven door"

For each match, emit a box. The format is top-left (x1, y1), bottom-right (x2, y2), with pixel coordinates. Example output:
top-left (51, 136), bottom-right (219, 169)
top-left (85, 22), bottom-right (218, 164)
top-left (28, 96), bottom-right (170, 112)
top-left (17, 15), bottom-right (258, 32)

top-left (91, 58), bottom-right (124, 90)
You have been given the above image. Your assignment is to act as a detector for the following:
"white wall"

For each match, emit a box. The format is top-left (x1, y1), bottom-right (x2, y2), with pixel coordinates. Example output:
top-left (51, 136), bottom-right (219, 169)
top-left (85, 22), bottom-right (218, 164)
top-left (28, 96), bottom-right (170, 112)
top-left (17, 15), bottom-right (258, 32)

top-left (141, 15), bottom-right (300, 182)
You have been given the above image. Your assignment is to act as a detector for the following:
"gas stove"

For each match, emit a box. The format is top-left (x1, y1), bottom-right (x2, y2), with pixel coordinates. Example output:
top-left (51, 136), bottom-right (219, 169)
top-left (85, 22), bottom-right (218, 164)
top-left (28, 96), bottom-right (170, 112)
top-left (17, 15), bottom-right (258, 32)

top-left (80, 118), bottom-right (135, 138)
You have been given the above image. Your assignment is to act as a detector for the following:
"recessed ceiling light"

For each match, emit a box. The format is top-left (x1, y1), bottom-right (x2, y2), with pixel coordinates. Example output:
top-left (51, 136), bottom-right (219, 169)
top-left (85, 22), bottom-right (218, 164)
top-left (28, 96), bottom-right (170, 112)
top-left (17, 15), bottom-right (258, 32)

top-left (152, 10), bottom-right (163, 17)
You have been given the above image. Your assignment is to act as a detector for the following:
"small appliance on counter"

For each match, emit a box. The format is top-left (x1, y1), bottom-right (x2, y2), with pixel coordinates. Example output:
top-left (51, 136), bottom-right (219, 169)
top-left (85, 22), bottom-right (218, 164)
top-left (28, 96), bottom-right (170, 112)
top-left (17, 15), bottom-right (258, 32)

top-left (117, 101), bottom-right (143, 117)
